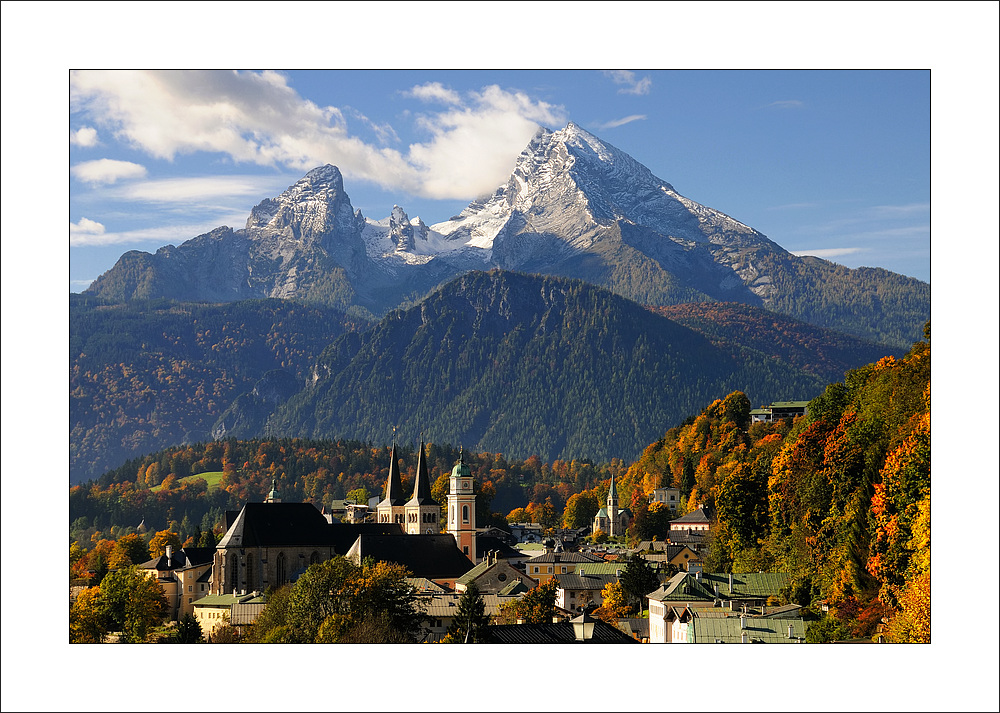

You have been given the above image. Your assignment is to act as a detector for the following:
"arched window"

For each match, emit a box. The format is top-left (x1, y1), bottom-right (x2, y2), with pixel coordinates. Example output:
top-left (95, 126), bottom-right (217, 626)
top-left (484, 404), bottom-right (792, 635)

top-left (227, 553), bottom-right (239, 593)
top-left (310, 551), bottom-right (321, 565)
top-left (245, 557), bottom-right (254, 592)
top-left (462, 505), bottom-right (469, 523)
top-left (276, 552), bottom-right (287, 587)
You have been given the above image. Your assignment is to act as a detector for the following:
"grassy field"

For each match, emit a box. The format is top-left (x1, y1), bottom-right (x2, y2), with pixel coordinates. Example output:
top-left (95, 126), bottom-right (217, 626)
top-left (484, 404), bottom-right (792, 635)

top-left (150, 471), bottom-right (225, 493)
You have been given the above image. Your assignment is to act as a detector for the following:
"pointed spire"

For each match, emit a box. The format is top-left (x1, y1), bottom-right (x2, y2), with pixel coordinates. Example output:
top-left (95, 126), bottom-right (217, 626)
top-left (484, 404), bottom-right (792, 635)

top-left (608, 471), bottom-right (618, 501)
top-left (380, 439), bottom-right (406, 507)
top-left (408, 438), bottom-right (434, 505)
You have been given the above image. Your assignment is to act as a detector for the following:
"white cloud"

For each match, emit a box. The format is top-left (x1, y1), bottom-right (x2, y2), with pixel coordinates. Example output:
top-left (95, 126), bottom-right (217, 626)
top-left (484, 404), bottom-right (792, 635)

top-left (70, 217), bottom-right (106, 237)
top-left (109, 175), bottom-right (289, 203)
top-left (593, 114), bottom-right (647, 130)
top-left (767, 100), bottom-right (804, 109)
top-left (792, 247), bottom-right (867, 259)
top-left (604, 70), bottom-right (652, 96)
top-left (69, 219), bottom-right (246, 247)
top-left (70, 70), bottom-right (568, 200)
top-left (71, 126), bottom-right (99, 147)
top-left (71, 159), bottom-right (147, 185)
top-left (404, 82), bottom-right (462, 105)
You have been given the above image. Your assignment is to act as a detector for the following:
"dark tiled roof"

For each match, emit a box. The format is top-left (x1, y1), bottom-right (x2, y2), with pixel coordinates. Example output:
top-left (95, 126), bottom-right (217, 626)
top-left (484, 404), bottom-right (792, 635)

top-left (670, 506), bottom-right (712, 524)
top-left (217, 502), bottom-right (334, 548)
top-left (554, 572), bottom-right (618, 591)
top-left (348, 534), bottom-right (474, 580)
top-left (328, 522), bottom-right (404, 554)
top-left (475, 536), bottom-right (526, 560)
top-left (138, 546), bottom-right (216, 571)
top-left (486, 620), bottom-right (638, 644)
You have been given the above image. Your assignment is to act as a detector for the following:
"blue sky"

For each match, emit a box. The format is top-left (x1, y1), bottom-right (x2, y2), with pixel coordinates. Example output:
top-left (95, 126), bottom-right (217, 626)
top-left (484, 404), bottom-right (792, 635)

top-left (69, 68), bottom-right (932, 288)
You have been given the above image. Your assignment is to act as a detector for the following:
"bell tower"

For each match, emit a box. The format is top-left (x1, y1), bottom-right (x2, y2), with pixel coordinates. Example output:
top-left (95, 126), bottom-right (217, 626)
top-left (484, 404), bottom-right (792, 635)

top-left (404, 439), bottom-right (440, 535)
top-left (446, 448), bottom-right (477, 562)
top-left (606, 472), bottom-right (620, 537)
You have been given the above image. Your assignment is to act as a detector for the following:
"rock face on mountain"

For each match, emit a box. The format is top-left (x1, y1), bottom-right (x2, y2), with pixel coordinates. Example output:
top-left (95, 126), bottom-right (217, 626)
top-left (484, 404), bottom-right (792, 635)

top-left (85, 124), bottom-right (929, 347)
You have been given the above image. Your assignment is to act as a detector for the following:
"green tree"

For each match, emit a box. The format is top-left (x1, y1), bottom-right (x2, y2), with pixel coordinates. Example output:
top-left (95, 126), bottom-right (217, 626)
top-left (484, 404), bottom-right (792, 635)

top-left (172, 612), bottom-right (203, 643)
top-left (497, 578), bottom-right (558, 624)
top-left (345, 486), bottom-right (370, 506)
top-left (618, 554), bottom-right (660, 609)
top-left (285, 556), bottom-right (424, 643)
top-left (98, 566), bottom-right (168, 643)
top-left (442, 582), bottom-right (491, 643)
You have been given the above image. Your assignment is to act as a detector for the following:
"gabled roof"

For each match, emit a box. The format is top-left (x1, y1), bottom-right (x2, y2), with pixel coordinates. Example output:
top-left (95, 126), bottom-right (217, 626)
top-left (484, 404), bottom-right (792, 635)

top-left (486, 620), bottom-right (638, 644)
top-left (474, 536), bottom-right (526, 560)
top-left (379, 441), bottom-right (407, 508)
top-left (217, 502), bottom-right (334, 548)
top-left (406, 440), bottom-right (436, 506)
top-left (554, 572), bottom-right (618, 591)
top-left (138, 546), bottom-right (215, 572)
top-left (648, 572), bottom-right (717, 603)
top-left (418, 593), bottom-right (518, 618)
top-left (346, 534), bottom-right (474, 580)
top-left (406, 577), bottom-right (448, 593)
top-left (192, 592), bottom-right (264, 608)
top-left (670, 506), bottom-right (712, 524)
top-left (497, 579), bottom-right (532, 596)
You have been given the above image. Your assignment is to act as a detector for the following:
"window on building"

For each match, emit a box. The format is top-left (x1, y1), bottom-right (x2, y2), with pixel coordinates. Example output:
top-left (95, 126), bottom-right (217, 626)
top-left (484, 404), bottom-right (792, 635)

top-left (188, 585), bottom-right (193, 592)
top-left (462, 505), bottom-right (469, 523)
top-left (463, 546), bottom-right (469, 555)
top-left (276, 552), bottom-right (287, 587)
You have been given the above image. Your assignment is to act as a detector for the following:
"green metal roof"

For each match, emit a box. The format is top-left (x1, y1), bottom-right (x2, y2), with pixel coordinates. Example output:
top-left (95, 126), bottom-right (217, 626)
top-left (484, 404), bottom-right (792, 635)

top-left (690, 617), bottom-right (807, 643)
top-left (701, 572), bottom-right (789, 598)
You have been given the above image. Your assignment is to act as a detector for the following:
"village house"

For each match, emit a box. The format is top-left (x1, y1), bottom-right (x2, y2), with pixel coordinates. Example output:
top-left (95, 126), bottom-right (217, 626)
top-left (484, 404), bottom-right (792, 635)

top-left (554, 571), bottom-right (618, 612)
top-left (454, 551), bottom-right (538, 594)
top-left (669, 505), bottom-right (712, 534)
top-left (136, 545), bottom-right (214, 621)
top-left (523, 551), bottom-right (603, 583)
top-left (650, 487), bottom-right (682, 514)
top-left (192, 592), bottom-right (265, 639)
top-left (749, 400), bottom-right (810, 424)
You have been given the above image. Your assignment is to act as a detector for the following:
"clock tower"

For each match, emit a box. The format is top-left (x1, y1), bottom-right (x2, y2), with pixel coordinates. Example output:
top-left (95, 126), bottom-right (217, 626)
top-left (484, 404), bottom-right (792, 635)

top-left (446, 449), bottom-right (477, 562)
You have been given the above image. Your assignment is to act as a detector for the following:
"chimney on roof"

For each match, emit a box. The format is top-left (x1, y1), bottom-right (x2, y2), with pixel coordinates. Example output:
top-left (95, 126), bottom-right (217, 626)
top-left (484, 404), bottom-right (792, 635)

top-left (788, 623), bottom-right (794, 639)
top-left (728, 572), bottom-right (733, 593)
top-left (740, 615), bottom-right (746, 629)
top-left (165, 544), bottom-right (173, 563)
top-left (741, 632), bottom-right (748, 644)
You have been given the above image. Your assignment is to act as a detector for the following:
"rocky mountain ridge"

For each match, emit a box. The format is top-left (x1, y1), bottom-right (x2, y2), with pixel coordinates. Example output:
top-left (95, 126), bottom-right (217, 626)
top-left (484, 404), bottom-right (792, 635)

top-left (84, 123), bottom-right (929, 347)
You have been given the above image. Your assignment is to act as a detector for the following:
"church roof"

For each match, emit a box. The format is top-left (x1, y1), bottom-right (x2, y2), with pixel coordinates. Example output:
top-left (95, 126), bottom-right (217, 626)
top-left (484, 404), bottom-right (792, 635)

top-left (473, 536), bottom-right (527, 560)
top-left (406, 440), bottom-right (436, 506)
top-left (379, 441), bottom-right (407, 508)
top-left (217, 502), bottom-right (334, 549)
top-left (328, 522), bottom-right (404, 554)
top-left (347, 534), bottom-right (474, 580)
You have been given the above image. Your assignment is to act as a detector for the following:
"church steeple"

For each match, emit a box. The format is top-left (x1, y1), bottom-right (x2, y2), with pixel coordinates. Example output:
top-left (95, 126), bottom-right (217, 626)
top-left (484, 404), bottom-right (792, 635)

top-left (404, 438), bottom-right (440, 535)
top-left (266, 477), bottom-right (281, 503)
top-left (607, 472), bottom-right (619, 537)
top-left (377, 437), bottom-right (406, 525)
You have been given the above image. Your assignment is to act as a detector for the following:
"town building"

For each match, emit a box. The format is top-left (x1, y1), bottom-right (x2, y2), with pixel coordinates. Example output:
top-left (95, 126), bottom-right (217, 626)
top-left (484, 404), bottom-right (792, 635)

top-left (523, 551), bottom-right (603, 583)
top-left (749, 400), bottom-right (810, 424)
top-left (651, 487), bottom-right (682, 514)
top-left (445, 449), bottom-right (477, 560)
top-left (669, 505), bottom-right (712, 534)
top-left (137, 545), bottom-right (214, 621)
